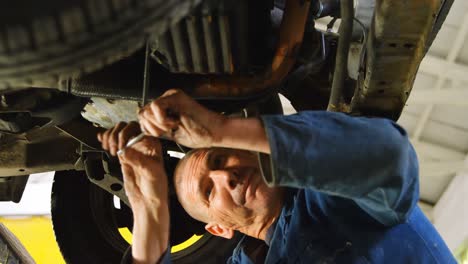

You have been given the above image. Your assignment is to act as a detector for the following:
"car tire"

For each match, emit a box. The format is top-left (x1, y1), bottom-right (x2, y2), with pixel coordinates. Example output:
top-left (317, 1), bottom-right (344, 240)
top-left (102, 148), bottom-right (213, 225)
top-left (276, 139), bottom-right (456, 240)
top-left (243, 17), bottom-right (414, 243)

top-left (51, 170), bottom-right (242, 264)
top-left (0, 0), bottom-right (201, 90)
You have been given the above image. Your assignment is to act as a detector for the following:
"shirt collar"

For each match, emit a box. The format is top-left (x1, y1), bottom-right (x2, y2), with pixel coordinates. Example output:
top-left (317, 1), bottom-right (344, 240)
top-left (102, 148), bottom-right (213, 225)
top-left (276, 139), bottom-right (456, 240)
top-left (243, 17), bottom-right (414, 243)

top-left (265, 188), bottom-right (296, 246)
top-left (265, 219), bottom-right (277, 246)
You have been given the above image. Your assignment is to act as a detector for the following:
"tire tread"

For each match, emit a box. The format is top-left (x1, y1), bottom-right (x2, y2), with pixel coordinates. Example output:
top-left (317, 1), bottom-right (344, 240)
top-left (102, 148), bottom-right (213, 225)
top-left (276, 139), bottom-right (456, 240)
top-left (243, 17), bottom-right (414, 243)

top-left (0, 0), bottom-right (202, 89)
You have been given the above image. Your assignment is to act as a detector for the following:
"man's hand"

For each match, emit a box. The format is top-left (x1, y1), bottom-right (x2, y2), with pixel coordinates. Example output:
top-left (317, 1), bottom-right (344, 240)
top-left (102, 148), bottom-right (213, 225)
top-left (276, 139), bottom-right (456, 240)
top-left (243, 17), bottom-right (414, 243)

top-left (138, 89), bottom-right (226, 149)
top-left (118, 137), bottom-right (168, 211)
top-left (98, 123), bottom-right (170, 264)
top-left (139, 89), bottom-right (271, 154)
top-left (96, 121), bottom-right (167, 210)
top-left (97, 121), bottom-right (141, 156)
top-left (119, 138), bottom-right (170, 264)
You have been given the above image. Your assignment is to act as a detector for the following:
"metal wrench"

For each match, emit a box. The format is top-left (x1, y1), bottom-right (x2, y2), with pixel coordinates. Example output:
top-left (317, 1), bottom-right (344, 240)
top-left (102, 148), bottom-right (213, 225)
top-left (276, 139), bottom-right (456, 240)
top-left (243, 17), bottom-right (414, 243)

top-left (117, 40), bottom-right (151, 156)
top-left (117, 40), bottom-right (185, 155)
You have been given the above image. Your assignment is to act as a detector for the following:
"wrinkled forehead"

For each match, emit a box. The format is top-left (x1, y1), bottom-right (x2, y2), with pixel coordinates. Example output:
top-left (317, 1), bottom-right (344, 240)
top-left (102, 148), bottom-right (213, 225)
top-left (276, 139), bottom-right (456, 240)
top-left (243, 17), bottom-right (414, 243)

top-left (175, 149), bottom-right (210, 203)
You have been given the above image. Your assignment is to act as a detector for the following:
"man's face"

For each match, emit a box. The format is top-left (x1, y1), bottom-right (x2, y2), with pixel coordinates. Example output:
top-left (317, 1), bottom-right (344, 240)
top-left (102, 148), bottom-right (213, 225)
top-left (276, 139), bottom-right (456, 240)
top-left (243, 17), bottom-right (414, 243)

top-left (175, 148), bottom-right (282, 237)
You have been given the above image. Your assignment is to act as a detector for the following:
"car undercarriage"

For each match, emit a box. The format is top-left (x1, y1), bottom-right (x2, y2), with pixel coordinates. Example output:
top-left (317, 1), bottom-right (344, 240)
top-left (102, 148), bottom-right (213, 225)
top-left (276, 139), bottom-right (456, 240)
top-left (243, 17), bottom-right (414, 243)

top-left (0, 0), bottom-right (454, 262)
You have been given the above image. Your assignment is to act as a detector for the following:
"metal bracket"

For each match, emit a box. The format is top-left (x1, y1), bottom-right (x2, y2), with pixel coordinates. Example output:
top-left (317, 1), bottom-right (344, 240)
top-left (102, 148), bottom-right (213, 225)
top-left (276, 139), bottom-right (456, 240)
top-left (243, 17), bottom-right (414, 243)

top-left (83, 152), bottom-right (130, 207)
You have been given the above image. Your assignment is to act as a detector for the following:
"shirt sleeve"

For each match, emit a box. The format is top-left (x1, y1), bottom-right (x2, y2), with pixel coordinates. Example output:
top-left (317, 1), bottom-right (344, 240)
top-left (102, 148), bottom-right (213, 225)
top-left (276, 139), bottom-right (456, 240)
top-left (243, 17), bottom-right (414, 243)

top-left (259, 111), bottom-right (419, 226)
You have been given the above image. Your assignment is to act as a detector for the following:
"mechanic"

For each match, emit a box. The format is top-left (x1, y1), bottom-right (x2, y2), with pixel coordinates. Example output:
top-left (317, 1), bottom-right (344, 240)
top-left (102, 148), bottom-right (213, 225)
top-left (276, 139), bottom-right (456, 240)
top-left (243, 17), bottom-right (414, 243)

top-left (98, 89), bottom-right (456, 264)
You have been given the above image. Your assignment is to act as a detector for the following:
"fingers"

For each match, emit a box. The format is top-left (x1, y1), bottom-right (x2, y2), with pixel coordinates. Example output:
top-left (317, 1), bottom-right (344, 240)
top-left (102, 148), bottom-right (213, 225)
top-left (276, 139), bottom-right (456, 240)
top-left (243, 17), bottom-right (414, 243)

top-left (137, 89), bottom-right (222, 149)
top-left (108, 122), bottom-right (127, 155)
top-left (119, 146), bottom-right (161, 173)
top-left (150, 98), bottom-right (180, 126)
top-left (144, 108), bottom-right (174, 132)
top-left (150, 104), bottom-right (178, 133)
top-left (119, 138), bottom-right (163, 197)
top-left (138, 91), bottom-right (184, 138)
top-left (98, 123), bottom-right (124, 153)
top-left (117, 121), bottom-right (141, 150)
top-left (120, 143), bottom-right (168, 209)
top-left (140, 119), bottom-right (167, 138)
top-left (119, 148), bottom-right (143, 169)
top-left (98, 122), bottom-right (142, 156)
top-left (119, 135), bottom-right (162, 160)
top-left (161, 88), bottom-right (180, 97)
top-left (137, 137), bottom-right (163, 157)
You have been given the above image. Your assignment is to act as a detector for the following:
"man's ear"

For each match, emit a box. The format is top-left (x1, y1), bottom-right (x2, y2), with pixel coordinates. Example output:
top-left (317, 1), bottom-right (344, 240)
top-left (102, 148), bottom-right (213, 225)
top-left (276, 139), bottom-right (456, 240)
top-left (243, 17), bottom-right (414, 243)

top-left (205, 223), bottom-right (234, 239)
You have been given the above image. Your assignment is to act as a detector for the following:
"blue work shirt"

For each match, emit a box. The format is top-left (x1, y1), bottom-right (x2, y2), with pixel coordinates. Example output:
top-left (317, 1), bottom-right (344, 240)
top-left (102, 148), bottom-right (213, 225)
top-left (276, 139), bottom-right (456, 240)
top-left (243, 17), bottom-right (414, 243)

top-left (123, 111), bottom-right (456, 264)
top-left (228, 111), bottom-right (455, 263)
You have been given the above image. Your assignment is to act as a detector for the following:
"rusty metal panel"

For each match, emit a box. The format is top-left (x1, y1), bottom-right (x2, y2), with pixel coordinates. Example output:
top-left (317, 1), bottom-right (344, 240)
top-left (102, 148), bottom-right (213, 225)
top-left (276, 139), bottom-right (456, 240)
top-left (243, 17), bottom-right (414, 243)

top-left (350, 0), bottom-right (443, 120)
top-left (81, 98), bottom-right (140, 129)
top-left (0, 127), bottom-right (80, 177)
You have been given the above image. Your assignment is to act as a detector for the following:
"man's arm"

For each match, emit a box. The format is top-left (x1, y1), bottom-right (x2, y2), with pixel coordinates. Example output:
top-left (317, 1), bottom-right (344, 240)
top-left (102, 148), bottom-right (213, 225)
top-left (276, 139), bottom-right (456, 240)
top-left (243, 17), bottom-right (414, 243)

top-left (137, 89), bottom-right (271, 154)
top-left (130, 203), bottom-right (170, 264)
top-left (213, 117), bottom-right (271, 154)
top-left (213, 111), bottom-right (418, 226)
top-left (98, 124), bottom-right (171, 264)
top-left (138, 90), bottom-right (418, 226)
top-left (256, 111), bottom-right (419, 226)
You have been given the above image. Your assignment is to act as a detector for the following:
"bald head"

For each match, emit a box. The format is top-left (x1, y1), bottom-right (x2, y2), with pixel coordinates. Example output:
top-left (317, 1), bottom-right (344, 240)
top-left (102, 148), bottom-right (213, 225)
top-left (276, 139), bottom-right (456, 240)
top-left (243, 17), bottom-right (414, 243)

top-left (173, 149), bottom-right (210, 223)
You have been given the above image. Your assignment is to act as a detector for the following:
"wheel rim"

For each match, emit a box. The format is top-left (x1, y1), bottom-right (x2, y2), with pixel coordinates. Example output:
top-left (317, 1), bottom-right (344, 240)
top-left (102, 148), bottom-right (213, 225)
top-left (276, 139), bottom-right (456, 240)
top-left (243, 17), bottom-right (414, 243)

top-left (88, 182), bottom-right (216, 260)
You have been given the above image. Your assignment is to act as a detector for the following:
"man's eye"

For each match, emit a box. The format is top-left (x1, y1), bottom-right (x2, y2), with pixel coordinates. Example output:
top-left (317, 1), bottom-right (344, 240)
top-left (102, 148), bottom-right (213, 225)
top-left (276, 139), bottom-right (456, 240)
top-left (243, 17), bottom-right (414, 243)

top-left (212, 155), bottom-right (225, 169)
top-left (206, 187), bottom-right (212, 199)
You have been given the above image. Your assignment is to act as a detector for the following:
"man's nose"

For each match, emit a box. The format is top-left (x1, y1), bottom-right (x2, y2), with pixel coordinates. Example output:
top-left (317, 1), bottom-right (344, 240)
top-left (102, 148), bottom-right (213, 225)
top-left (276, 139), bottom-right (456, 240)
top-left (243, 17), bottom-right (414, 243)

top-left (209, 170), bottom-right (239, 190)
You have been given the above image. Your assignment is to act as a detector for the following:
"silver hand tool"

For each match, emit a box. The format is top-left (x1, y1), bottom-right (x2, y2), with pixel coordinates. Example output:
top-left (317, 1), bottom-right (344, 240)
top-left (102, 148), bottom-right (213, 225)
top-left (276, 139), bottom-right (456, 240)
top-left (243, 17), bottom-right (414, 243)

top-left (117, 132), bottom-right (176, 156)
top-left (117, 133), bottom-right (145, 155)
top-left (117, 39), bottom-right (151, 156)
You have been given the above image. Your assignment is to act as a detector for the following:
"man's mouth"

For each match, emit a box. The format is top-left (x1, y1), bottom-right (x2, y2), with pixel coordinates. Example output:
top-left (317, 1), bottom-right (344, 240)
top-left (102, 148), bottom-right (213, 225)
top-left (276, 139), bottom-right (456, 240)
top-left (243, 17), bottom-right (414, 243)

top-left (233, 168), bottom-right (256, 206)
